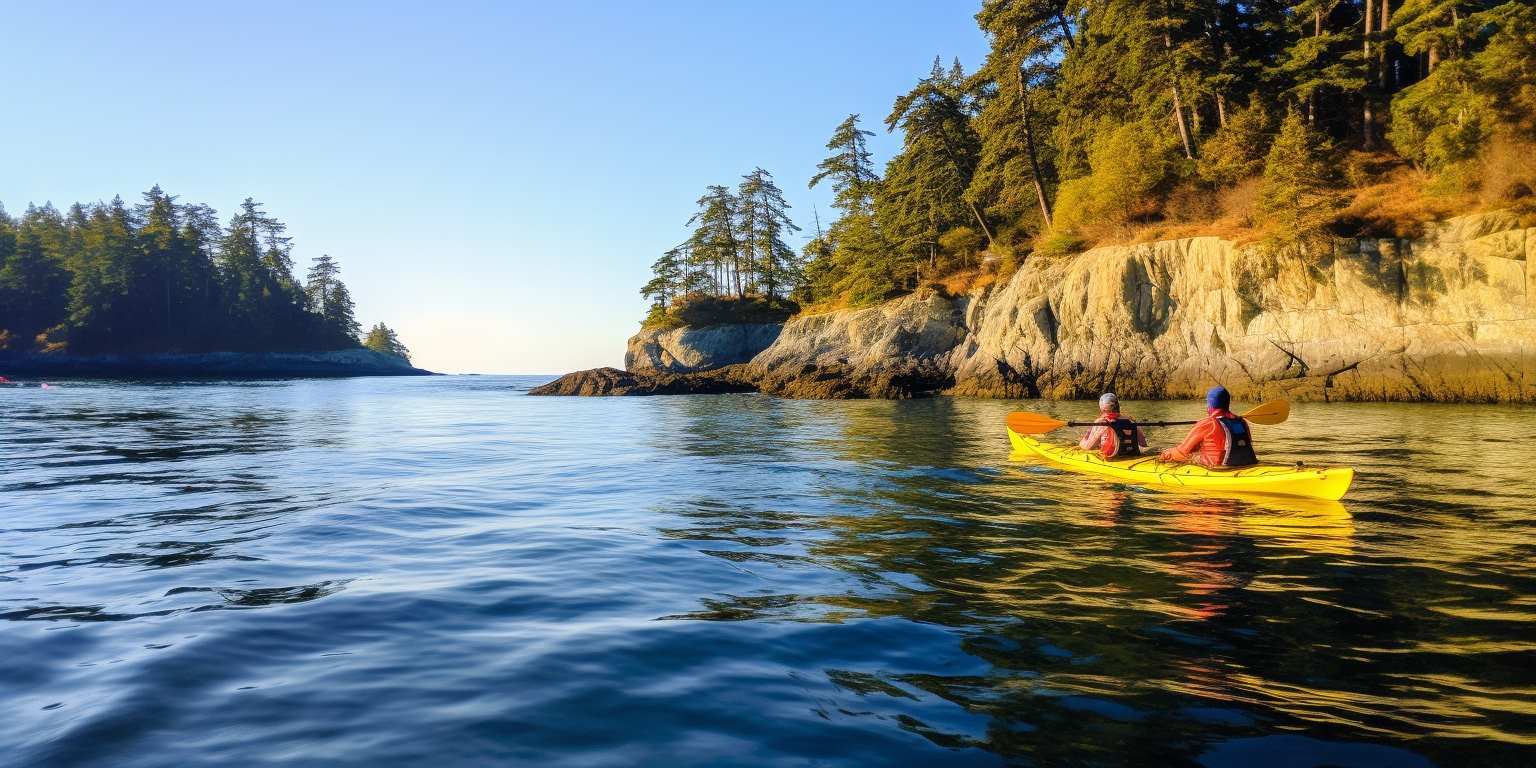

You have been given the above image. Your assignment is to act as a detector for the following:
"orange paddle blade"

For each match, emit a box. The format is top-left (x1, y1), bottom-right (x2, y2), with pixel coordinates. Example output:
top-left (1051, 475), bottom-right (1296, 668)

top-left (1005, 411), bottom-right (1067, 435)
top-left (1242, 399), bottom-right (1291, 425)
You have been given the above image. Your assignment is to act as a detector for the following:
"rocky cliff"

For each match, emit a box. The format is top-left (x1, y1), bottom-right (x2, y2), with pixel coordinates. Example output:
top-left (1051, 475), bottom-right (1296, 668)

top-left (625, 323), bottom-right (782, 374)
top-left (538, 212), bottom-right (1533, 402)
top-left (947, 211), bottom-right (1532, 402)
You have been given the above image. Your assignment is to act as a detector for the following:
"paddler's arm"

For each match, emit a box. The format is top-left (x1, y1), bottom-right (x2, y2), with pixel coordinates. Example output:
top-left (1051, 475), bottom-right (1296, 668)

top-left (1159, 420), bottom-right (1211, 462)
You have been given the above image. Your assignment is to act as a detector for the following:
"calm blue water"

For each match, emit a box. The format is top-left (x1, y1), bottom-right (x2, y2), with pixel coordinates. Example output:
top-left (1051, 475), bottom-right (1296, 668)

top-left (2, 376), bottom-right (1533, 767)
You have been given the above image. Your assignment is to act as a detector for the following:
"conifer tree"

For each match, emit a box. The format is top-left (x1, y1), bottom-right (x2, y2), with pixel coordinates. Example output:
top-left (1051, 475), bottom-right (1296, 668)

top-left (632, 0), bottom-right (1536, 314)
top-left (809, 114), bottom-right (880, 216)
top-left (1260, 109), bottom-right (1342, 243)
top-left (1389, 1), bottom-right (1535, 172)
top-left (641, 246), bottom-right (685, 310)
top-left (886, 57), bottom-right (994, 251)
top-left (736, 168), bottom-right (800, 300)
top-left (363, 322), bottom-right (410, 362)
top-left (0, 206), bottom-right (70, 345)
top-left (1197, 99), bottom-right (1275, 186)
top-left (305, 255), bottom-right (361, 344)
top-left (1273, 1), bottom-right (1366, 126)
top-left (804, 114), bottom-right (890, 303)
top-left (686, 185), bottom-right (742, 297)
top-left (971, 0), bottom-right (1069, 230)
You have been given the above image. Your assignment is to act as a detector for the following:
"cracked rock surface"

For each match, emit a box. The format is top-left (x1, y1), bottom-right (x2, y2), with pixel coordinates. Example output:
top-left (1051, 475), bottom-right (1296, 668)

top-left (947, 211), bottom-right (1533, 402)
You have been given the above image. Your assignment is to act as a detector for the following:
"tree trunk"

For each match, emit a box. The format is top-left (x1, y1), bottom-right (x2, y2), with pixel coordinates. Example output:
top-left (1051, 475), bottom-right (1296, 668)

top-left (1380, 0), bottom-right (1391, 92)
top-left (929, 122), bottom-right (998, 247)
top-left (1364, 0), bottom-right (1376, 149)
top-left (1056, 13), bottom-right (1075, 49)
top-left (1163, 31), bottom-right (1195, 159)
top-left (1451, 7), bottom-right (1461, 58)
top-left (1171, 85), bottom-right (1195, 158)
top-left (965, 201), bottom-right (996, 249)
top-left (1309, 9), bottom-right (1322, 126)
top-left (743, 216), bottom-right (755, 295)
top-left (1016, 65), bottom-right (1053, 228)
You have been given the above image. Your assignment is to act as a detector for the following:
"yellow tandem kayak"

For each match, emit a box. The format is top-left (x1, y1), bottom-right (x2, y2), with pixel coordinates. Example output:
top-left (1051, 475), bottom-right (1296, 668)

top-left (1007, 429), bottom-right (1354, 501)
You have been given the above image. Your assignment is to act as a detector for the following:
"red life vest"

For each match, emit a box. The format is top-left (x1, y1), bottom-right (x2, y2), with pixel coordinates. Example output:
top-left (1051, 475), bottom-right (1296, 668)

top-left (1098, 415), bottom-right (1142, 458)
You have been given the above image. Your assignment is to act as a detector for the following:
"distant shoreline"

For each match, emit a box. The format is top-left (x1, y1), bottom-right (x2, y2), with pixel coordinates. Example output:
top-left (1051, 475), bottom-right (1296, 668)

top-left (0, 348), bottom-right (434, 379)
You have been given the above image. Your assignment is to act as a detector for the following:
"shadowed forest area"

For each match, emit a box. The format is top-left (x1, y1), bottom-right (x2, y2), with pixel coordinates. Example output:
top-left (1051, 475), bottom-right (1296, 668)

top-left (0, 187), bottom-right (409, 361)
top-left (642, 0), bottom-right (1535, 323)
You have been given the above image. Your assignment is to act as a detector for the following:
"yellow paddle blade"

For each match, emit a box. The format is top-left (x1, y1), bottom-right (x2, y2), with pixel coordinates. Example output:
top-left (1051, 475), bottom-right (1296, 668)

top-left (1242, 399), bottom-right (1291, 425)
top-left (1006, 411), bottom-right (1067, 435)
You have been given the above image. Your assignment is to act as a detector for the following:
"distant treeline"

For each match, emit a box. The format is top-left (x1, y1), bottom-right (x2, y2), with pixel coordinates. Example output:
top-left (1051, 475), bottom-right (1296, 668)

top-left (643, 0), bottom-right (1535, 314)
top-left (0, 187), bottom-right (407, 360)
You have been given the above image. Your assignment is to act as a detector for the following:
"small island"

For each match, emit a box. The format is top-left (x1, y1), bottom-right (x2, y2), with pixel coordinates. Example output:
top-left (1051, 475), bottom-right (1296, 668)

top-left (0, 188), bottom-right (430, 377)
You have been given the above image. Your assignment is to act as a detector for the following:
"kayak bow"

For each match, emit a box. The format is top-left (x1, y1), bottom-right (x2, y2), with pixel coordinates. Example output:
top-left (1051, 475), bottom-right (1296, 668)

top-left (1007, 429), bottom-right (1354, 501)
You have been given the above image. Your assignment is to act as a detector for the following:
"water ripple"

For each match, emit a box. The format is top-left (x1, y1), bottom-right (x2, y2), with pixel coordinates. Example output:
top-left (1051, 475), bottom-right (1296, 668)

top-left (1, 382), bottom-right (1532, 766)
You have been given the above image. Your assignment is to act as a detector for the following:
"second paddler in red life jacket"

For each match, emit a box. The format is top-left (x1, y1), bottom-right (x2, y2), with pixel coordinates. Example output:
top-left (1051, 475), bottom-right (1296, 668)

top-left (1158, 385), bottom-right (1259, 467)
top-left (1079, 392), bottom-right (1147, 458)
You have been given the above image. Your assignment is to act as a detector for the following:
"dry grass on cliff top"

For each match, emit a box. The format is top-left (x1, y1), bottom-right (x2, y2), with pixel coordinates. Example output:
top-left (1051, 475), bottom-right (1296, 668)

top-left (1079, 143), bottom-right (1536, 250)
top-left (643, 294), bottom-right (798, 329)
top-left (935, 268), bottom-right (1002, 298)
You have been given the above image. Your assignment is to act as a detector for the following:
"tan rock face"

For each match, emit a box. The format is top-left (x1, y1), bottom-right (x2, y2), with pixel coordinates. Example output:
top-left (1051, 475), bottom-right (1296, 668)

top-left (949, 212), bottom-right (1533, 402)
top-left (625, 323), bottom-right (783, 374)
top-left (594, 212), bottom-right (1532, 402)
top-left (750, 292), bottom-right (966, 398)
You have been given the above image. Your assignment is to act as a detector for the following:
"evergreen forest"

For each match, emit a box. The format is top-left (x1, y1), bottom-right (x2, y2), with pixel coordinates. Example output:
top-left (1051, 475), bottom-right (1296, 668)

top-left (0, 187), bottom-right (408, 360)
top-left (643, 0), bottom-right (1535, 320)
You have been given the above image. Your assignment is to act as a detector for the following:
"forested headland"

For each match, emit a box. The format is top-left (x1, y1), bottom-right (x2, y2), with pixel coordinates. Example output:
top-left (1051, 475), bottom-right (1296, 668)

top-left (641, 0), bottom-right (1535, 321)
top-left (0, 187), bottom-right (410, 362)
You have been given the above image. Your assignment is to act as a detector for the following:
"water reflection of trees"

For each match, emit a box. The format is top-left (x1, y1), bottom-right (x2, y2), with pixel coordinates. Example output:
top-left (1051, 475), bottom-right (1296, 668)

top-left (648, 397), bottom-right (1536, 764)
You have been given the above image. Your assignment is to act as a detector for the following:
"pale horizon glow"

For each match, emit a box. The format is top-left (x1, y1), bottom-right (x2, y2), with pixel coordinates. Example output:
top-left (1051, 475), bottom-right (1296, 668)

top-left (0, 1), bottom-right (987, 373)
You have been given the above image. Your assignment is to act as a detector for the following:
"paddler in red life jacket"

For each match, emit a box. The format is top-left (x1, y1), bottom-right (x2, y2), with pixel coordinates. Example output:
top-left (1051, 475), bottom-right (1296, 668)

top-left (1158, 386), bottom-right (1259, 467)
top-left (1079, 392), bottom-right (1147, 458)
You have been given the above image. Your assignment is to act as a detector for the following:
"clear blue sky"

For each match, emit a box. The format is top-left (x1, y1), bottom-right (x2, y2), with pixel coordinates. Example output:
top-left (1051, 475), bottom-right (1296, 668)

top-left (0, 1), bottom-right (987, 373)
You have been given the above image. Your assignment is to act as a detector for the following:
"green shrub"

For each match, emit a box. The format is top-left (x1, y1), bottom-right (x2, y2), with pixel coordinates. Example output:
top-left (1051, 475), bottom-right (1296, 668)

top-left (1260, 110), bottom-right (1342, 245)
top-left (650, 294), bottom-right (798, 329)
top-left (1034, 230), bottom-right (1088, 258)
top-left (1050, 120), bottom-right (1179, 237)
top-left (1198, 101), bottom-right (1273, 187)
top-left (938, 226), bottom-right (984, 258)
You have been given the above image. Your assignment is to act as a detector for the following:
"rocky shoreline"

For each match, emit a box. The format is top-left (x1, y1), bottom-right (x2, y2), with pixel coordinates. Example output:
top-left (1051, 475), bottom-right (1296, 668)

top-left (0, 348), bottom-right (434, 378)
top-left (535, 212), bottom-right (1535, 403)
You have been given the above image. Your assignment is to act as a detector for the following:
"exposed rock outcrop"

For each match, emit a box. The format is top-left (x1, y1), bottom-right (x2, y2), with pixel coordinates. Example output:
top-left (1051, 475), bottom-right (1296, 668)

top-left (750, 292), bottom-right (965, 398)
top-left (0, 348), bottom-right (433, 378)
top-left (625, 323), bottom-right (782, 373)
top-left (551, 212), bottom-right (1533, 402)
top-left (529, 365), bottom-right (758, 396)
top-left (948, 211), bottom-right (1533, 402)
